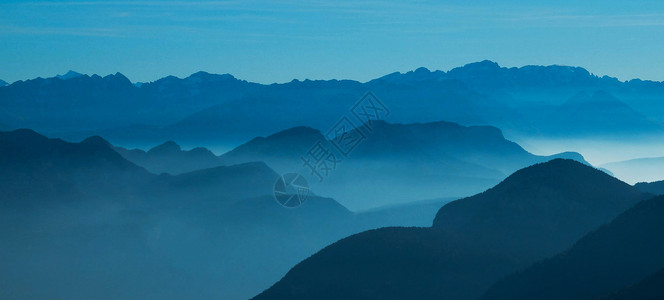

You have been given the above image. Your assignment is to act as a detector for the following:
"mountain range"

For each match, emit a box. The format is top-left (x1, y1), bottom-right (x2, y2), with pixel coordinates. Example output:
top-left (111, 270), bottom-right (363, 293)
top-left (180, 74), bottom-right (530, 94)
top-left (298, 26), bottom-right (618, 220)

top-left (56, 70), bottom-right (84, 80)
top-left (3, 117), bottom-right (590, 211)
top-left (4, 60), bottom-right (664, 299)
top-left (114, 141), bottom-right (223, 175)
top-left (635, 179), bottom-right (664, 195)
top-left (0, 128), bottom-right (337, 299)
top-left (3, 126), bottom-right (663, 299)
top-left (220, 120), bottom-right (588, 210)
top-left (0, 129), bottom-right (281, 209)
top-left (2, 61), bottom-right (663, 147)
top-left (253, 159), bottom-right (649, 299)
top-left (0, 128), bottom-right (473, 299)
top-left (62, 118), bottom-right (591, 211)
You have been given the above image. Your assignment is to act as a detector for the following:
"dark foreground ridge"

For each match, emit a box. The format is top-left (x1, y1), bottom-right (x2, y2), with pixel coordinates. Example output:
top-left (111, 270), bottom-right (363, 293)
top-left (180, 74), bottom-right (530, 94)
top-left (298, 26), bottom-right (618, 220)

top-left (253, 159), bottom-right (648, 300)
top-left (481, 194), bottom-right (664, 300)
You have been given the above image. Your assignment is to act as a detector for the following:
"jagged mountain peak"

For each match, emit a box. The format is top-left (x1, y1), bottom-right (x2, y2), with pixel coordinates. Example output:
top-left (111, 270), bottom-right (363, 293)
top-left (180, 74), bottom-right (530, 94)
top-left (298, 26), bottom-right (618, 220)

top-left (147, 140), bottom-right (182, 154)
top-left (56, 70), bottom-right (84, 80)
top-left (187, 71), bottom-right (236, 80)
top-left (80, 135), bottom-right (112, 147)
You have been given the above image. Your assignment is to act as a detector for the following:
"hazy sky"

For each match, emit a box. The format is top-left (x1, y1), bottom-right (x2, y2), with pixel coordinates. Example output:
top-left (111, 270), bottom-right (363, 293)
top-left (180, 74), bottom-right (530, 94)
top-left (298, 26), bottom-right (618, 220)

top-left (1, 0), bottom-right (663, 83)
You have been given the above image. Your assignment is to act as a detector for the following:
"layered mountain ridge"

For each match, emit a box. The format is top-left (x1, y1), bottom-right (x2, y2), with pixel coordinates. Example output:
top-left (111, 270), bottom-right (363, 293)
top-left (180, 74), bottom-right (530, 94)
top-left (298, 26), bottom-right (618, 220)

top-left (253, 159), bottom-right (648, 300)
top-left (2, 61), bottom-right (663, 145)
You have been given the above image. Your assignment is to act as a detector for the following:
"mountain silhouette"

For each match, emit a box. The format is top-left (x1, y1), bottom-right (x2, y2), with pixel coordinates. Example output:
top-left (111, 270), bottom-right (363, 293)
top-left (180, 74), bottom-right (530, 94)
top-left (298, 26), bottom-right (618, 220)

top-left (158, 65), bottom-right (664, 141)
top-left (221, 121), bottom-right (589, 210)
top-left (447, 60), bottom-right (599, 89)
top-left (635, 179), bottom-right (664, 195)
top-left (518, 91), bottom-right (664, 136)
top-left (220, 126), bottom-right (326, 173)
top-left (56, 70), bottom-right (84, 80)
top-left (481, 194), bottom-right (664, 300)
top-left (165, 78), bottom-right (364, 144)
top-left (115, 141), bottom-right (223, 175)
top-left (0, 72), bottom-right (139, 133)
top-left (3, 61), bottom-right (664, 299)
top-left (2, 128), bottom-right (447, 299)
top-left (340, 120), bottom-right (588, 174)
top-left (0, 129), bottom-right (153, 208)
top-left (603, 267), bottom-right (664, 300)
top-left (253, 159), bottom-right (647, 300)
top-left (2, 61), bottom-right (663, 145)
top-left (0, 128), bottom-right (280, 209)
top-left (372, 60), bottom-right (599, 88)
top-left (432, 158), bottom-right (647, 261)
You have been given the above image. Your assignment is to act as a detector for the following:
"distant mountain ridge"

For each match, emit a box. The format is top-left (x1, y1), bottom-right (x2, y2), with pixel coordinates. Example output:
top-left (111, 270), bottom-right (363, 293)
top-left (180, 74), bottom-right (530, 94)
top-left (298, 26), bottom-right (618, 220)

top-left (56, 70), bottom-right (84, 80)
top-left (81, 118), bottom-right (594, 211)
top-left (115, 141), bottom-right (223, 175)
top-left (2, 61), bottom-right (663, 145)
top-left (0, 127), bottom-right (488, 299)
top-left (220, 120), bottom-right (590, 210)
top-left (0, 128), bottom-right (278, 209)
top-left (91, 118), bottom-right (592, 211)
top-left (0, 128), bottom-right (153, 208)
top-left (374, 60), bottom-right (610, 88)
top-left (0, 128), bottom-right (363, 299)
top-left (634, 179), bottom-right (664, 195)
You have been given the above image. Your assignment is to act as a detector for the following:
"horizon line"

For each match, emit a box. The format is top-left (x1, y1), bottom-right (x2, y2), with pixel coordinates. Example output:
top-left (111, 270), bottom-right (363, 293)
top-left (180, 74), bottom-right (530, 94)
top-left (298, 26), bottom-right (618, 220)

top-left (2, 60), bottom-right (662, 86)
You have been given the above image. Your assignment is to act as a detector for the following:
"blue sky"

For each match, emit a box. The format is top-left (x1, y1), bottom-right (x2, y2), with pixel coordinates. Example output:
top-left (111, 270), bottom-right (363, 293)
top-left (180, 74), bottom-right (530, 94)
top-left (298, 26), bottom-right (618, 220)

top-left (1, 0), bottom-right (663, 83)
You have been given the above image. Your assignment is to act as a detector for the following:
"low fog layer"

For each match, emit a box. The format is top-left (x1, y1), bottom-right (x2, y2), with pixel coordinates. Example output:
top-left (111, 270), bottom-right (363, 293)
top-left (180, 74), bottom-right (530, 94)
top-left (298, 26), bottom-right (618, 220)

top-left (515, 135), bottom-right (664, 184)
